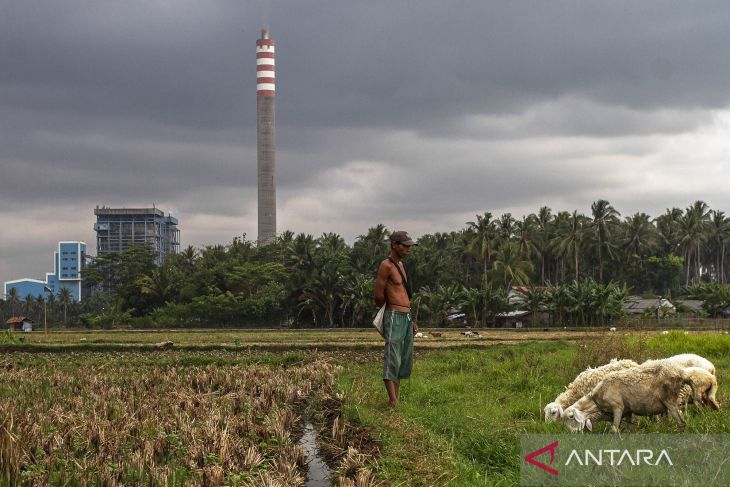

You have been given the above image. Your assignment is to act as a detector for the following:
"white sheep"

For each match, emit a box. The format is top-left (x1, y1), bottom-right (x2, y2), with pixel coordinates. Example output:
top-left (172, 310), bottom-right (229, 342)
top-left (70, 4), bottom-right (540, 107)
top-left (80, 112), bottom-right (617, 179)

top-left (543, 359), bottom-right (639, 422)
top-left (643, 353), bottom-right (716, 407)
top-left (642, 353), bottom-right (715, 376)
top-left (564, 362), bottom-right (694, 433)
top-left (682, 366), bottom-right (720, 410)
top-left (563, 363), bottom-right (721, 432)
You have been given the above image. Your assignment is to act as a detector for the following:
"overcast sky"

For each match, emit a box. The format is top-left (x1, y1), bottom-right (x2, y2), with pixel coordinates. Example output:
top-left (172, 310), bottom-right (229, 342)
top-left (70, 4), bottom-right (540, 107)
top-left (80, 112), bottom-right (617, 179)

top-left (2, 1), bottom-right (730, 284)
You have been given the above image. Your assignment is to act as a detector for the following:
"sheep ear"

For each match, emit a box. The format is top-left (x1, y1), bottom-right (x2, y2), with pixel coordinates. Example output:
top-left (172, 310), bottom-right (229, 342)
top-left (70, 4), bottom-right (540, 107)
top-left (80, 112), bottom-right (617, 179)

top-left (585, 419), bottom-right (593, 432)
top-left (557, 405), bottom-right (564, 417)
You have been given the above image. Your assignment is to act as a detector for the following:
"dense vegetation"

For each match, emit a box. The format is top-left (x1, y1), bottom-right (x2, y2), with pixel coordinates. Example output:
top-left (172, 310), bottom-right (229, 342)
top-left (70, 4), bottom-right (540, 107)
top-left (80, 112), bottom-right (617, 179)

top-left (4, 199), bottom-right (730, 328)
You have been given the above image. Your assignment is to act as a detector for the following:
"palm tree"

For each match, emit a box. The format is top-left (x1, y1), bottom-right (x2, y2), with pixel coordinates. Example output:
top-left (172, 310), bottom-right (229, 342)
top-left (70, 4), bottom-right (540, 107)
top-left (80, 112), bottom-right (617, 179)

top-left (23, 294), bottom-right (35, 316)
top-left (677, 202), bottom-right (710, 283)
top-left (467, 213), bottom-right (497, 287)
top-left (137, 264), bottom-right (177, 306)
top-left (552, 210), bottom-right (586, 281)
top-left (514, 216), bottom-right (539, 260)
top-left (491, 242), bottom-right (534, 288)
top-left (286, 233), bottom-right (316, 269)
top-left (531, 206), bottom-right (553, 284)
top-left (57, 287), bottom-right (73, 324)
top-left (590, 200), bottom-right (620, 282)
top-left (656, 207), bottom-right (683, 255)
top-left (621, 213), bottom-right (658, 263)
top-left (708, 210), bottom-right (730, 283)
top-left (179, 245), bottom-right (198, 272)
top-left (418, 284), bottom-right (463, 327)
top-left (517, 284), bottom-right (546, 327)
top-left (341, 274), bottom-right (375, 327)
top-left (354, 224), bottom-right (390, 272)
top-left (496, 213), bottom-right (515, 245)
top-left (6, 287), bottom-right (19, 316)
top-left (34, 294), bottom-right (45, 324)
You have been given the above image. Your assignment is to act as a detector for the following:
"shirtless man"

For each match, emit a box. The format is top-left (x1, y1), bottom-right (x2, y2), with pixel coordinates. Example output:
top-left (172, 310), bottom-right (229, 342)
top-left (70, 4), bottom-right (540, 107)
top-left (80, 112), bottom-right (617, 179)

top-left (374, 231), bottom-right (419, 407)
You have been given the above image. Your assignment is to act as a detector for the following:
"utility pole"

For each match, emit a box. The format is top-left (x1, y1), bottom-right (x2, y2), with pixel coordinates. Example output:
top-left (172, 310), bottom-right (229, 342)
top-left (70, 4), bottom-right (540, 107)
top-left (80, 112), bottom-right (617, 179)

top-left (44, 286), bottom-right (52, 334)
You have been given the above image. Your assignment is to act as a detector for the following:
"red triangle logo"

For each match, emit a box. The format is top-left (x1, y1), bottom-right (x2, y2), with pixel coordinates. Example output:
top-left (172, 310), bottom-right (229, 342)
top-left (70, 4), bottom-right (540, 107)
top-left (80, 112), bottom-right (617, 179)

top-left (524, 441), bottom-right (559, 476)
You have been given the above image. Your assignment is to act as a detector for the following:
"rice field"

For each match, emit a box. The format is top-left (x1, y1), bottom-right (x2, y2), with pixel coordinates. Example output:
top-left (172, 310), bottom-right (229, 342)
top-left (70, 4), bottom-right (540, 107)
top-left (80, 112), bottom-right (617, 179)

top-left (0, 351), bottom-right (377, 486)
top-left (2, 329), bottom-right (729, 486)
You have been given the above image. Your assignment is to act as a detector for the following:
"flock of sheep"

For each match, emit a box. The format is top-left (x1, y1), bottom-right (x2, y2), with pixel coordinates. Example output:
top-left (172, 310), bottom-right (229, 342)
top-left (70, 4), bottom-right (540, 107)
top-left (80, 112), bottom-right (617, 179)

top-left (544, 353), bottom-right (720, 433)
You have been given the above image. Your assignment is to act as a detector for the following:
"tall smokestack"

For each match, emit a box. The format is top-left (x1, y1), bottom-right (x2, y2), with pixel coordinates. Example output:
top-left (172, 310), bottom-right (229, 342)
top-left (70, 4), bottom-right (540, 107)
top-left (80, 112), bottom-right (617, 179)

top-left (256, 28), bottom-right (276, 245)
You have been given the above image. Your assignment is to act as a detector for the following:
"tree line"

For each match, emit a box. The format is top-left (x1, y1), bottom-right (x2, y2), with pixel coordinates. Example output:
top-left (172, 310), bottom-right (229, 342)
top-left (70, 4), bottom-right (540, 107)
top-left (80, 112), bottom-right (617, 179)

top-left (3, 199), bottom-right (730, 328)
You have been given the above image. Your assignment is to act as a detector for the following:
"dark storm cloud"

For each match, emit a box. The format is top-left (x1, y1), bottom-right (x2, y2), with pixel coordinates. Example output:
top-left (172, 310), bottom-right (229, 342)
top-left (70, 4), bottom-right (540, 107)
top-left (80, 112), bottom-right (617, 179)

top-left (2, 0), bottom-right (730, 282)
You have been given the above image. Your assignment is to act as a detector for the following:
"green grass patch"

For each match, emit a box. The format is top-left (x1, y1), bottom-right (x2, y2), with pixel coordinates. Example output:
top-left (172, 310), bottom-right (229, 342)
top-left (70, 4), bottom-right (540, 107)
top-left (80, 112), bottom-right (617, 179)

top-left (336, 336), bottom-right (730, 486)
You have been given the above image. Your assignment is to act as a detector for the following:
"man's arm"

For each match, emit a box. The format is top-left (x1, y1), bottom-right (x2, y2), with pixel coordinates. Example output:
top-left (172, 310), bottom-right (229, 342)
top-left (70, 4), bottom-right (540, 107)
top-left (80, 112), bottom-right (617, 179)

top-left (373, 261), bottom-right (390, 308)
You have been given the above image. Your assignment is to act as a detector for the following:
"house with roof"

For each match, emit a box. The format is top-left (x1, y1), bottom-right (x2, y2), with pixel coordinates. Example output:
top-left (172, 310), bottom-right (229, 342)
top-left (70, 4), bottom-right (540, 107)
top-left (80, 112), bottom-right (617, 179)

top-left (623, 297), bottom-right (676, 318)
top-left (5, 316), bottom-right (33, 332)
top-left (497, 286), bottom-right (549, 327)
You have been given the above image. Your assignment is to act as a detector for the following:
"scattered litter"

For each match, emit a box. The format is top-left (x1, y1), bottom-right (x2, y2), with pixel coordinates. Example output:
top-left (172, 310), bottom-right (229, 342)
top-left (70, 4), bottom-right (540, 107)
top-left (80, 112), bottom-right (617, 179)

top-left (79, 337), bottom-right (87, 341)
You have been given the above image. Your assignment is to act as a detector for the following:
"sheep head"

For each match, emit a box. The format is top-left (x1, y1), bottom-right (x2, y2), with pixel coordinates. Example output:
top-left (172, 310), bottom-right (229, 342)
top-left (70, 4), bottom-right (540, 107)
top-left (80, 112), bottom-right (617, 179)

top-left (543, 402), bottom-right (563, 422)
top-left (563, 408), bottom-right (591, 432)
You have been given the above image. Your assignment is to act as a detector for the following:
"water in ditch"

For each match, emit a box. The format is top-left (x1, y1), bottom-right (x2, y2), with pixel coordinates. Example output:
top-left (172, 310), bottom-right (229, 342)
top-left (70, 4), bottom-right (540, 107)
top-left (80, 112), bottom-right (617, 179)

top-left (297, 422), bottom-right (332, 487)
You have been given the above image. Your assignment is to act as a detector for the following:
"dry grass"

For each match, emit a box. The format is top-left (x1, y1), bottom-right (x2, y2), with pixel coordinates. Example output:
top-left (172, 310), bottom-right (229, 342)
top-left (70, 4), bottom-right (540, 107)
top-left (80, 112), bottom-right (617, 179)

top-left (575, 329), bottom-right (650, 370)
top-left (0, 352), bottom-right (378, 486)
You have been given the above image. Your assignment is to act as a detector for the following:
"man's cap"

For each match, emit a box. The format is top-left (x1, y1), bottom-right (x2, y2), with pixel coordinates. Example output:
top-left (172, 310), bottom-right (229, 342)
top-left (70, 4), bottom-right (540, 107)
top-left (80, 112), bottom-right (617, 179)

top-left (390, 231), bottom-right (416, 246)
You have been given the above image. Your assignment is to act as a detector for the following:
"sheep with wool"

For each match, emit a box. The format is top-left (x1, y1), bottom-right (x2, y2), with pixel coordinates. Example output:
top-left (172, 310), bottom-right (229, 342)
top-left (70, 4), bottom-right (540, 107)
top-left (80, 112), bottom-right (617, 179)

top-left (564, 362), bottom-right (693, 433)
top-left (543, 359), bottom-right (638, 422)
top-left (642, 353), bottom-right (715, 375)
top-left (681, 366), bottom-right (720, 410)
top-left (643, 353), bottom-right (716, 407)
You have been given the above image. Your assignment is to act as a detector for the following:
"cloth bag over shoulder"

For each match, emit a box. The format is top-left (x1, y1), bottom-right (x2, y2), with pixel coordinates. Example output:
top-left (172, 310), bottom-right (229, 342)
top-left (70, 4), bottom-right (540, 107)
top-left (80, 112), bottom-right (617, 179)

top-left (373, 304), bottom-right (386, 337)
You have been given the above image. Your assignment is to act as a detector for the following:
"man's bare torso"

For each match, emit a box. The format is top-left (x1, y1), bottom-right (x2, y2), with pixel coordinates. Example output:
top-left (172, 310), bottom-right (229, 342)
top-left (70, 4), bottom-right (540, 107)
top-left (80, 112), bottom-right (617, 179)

top-left (380, 259), bottom-right (410, 311)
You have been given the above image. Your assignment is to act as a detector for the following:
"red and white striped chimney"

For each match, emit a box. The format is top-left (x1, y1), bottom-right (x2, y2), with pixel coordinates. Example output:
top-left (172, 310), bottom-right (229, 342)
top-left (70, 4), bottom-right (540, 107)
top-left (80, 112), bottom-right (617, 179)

top-left (256, 28), bottom-right (276, 245)
top-left (256, 29), bottom-right (275, 97)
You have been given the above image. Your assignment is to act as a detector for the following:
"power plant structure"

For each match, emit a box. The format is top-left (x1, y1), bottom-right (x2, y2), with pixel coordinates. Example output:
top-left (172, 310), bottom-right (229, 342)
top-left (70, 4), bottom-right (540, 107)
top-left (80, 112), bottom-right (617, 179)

top-left (256, 29), bottom-right (277, 245)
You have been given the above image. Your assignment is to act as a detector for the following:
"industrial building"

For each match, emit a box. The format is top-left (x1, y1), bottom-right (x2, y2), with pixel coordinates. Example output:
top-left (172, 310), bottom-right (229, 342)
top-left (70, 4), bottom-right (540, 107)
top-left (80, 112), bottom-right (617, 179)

top-left (94, 207), bottom-right (180, 264)
top-left (257, 29), bottom-right (277, 245)
top-left (3, 241), bottom-right (87, 302)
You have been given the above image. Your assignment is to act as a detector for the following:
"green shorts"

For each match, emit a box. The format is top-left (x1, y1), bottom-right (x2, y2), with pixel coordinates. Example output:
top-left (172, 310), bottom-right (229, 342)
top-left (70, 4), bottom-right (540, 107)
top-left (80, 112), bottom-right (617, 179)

top-left (383, 310), bottom-right (414, 381)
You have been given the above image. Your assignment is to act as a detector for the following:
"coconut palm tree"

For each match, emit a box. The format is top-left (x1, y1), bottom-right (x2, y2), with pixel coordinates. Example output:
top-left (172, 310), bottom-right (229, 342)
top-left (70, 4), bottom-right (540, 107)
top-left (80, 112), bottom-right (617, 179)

top-left (656, 207), bottom-right (683, 255)
top-left (552, 210), bottom-right (587, 281)
top-left (34, 294), bottom-right (45, 324)
top-left (491, 242), bottom-right (534, 288)
top-left (6, 287), bottom-right (19, 316)
top-left (137, 264), bottom-right (177, 306)
top-left (57, 287), bottom-right (73, 324)
top-left (496, 213), bottom-right (515, 246)
top-left (531, 206), bottom-right (554, 285)
top-left (467, 212), bottom-right (497, 287)
top-left (708, 210), bottom-right (730, 283)
top-left (677, 202), bottom-right (710, 283)
top-left (179, 245), bottom-right (198, 272)
top-left (590, 200), bottom-right (621, 282)
top-left (621, 212), bottom-right (658, 263)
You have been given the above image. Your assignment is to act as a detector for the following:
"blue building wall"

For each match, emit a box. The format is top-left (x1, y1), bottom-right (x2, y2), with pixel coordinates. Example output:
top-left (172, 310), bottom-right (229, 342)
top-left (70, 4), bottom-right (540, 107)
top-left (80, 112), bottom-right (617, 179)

top-left (4, 241), bottom-right (86, 302)
top-left (3, 279), bottom-right (46, 300)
